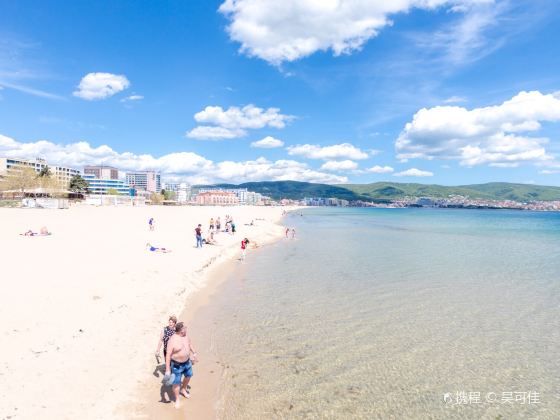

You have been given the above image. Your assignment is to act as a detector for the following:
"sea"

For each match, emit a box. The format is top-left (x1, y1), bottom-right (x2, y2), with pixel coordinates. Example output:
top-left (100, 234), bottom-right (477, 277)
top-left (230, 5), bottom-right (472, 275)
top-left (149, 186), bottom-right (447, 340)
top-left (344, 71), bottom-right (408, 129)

top-left (205, 208), bottom-right (560, 419)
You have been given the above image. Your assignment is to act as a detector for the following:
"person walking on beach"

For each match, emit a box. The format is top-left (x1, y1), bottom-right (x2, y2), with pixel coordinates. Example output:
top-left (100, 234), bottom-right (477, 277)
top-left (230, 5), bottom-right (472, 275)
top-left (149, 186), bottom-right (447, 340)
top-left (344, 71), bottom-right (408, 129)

top-left (285, 227), bottom-right (289, 238)
top-left (231, 220), bottom-right (236, 235)
top-left (209, 218), bottom-right (214, 232)
top-left (195, 224), bottom-right (203, 248)
top-left (165, 322), bottom-right (198, 409)
top-left (240, 238), bottom-right (249, 260)
top-left (149, 217), bottom-right (155, 231)
top-left (291, 228), bottom-right (296, 239)
top-left (216, 217), bottom-right (221, 233)
top-left (155, 315), bottom-right (177, 363)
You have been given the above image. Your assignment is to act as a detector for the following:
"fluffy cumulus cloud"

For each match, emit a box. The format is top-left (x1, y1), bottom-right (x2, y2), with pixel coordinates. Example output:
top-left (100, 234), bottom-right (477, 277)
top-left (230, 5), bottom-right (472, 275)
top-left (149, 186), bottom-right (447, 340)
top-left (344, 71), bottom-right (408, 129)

top-left (214, 158), bottom-right (347, 183)
top-left (218, 0), bottom-right (492, 65)
top-left (320, 160), bottom-right (358, 172)
top-left (287, 143), bottom-right (369, 160)
top-left (367, 165), bottom-right (394, 174)
top-left (187, 104), bottom-right (293, 140)
top-left (396, 90), bottom-right (560, 167)
top-left (0, 134), bottom-right (345, 184)
top-left (73, 73), bottom-right (130, 100)
top-left (250, 136), bottom-right (284, 148)
top-left (393, 168), bottom-right (434, 177)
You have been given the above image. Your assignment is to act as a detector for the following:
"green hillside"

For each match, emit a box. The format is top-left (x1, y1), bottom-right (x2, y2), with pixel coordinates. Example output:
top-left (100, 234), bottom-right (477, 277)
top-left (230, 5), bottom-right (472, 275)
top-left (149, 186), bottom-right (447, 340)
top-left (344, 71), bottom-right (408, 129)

top-left (193, 181), bottom-right (560, 202)
top-left (344, 182), bottom-right (560, 202)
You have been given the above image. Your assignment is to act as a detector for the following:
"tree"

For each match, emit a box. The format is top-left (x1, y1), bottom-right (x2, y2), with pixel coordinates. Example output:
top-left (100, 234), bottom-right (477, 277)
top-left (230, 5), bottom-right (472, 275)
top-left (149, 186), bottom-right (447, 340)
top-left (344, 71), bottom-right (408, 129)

top-left (38, 165), bottom-right (52, 178)
top-left (0, 167), bottom-right (40, 197)
top-left (163, 190), bottom-right (176, 201)
top-left (69, 174), bottom-right (89, 194)
top-left (150, 192), bottom-right (164, 204)
top-left (106, 188), bottom-right (119, 195)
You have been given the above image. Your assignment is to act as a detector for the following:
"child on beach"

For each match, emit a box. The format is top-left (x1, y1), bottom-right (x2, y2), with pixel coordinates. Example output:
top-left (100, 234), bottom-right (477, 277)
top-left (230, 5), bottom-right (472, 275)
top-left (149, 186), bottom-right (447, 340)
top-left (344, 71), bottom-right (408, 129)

top-left (149, 217), bottom-right (155, 231)
top-left (240, 238), bottom-right (249, 260)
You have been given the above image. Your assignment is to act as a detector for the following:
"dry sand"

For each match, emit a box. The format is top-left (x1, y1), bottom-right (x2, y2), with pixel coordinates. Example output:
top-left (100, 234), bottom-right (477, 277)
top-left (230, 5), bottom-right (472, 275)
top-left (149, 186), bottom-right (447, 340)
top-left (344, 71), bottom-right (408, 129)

top-left (0, 204), bottom-right (291, 420)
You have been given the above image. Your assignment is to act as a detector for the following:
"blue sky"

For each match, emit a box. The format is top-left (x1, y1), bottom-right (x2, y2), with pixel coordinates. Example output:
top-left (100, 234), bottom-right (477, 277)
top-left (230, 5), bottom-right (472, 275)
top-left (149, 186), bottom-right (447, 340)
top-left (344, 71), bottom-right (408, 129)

top-left (1, 0), bottom-right (560, 185)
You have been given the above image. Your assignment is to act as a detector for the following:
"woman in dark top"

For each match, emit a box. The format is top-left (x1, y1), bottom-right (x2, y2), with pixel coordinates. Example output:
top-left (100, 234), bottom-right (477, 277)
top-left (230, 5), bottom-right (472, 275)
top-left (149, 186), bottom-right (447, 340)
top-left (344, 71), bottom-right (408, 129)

top-left (156, 315), bottom-right (177, 360)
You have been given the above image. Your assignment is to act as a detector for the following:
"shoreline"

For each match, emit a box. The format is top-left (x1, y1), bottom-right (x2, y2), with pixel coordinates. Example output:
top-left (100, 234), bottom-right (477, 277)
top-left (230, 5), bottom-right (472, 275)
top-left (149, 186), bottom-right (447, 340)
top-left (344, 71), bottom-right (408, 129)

top-left (135, 210), bottom-right (295, 419)
top-left (0, 205), bottom-right (297, 420)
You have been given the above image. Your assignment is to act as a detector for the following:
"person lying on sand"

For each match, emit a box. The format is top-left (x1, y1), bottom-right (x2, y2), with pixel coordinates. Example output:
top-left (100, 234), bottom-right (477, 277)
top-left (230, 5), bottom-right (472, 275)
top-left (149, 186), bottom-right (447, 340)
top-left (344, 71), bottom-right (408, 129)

top-left (20, 227), bottom-right (51, 236)
top-left (146, 243), bottom-right (172, 253)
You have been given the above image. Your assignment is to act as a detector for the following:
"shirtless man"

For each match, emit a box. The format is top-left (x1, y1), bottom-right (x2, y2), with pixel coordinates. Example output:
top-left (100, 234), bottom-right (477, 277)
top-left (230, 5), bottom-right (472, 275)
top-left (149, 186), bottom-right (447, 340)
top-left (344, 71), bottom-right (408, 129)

top-left (165, 322), bottom-right (198, 409)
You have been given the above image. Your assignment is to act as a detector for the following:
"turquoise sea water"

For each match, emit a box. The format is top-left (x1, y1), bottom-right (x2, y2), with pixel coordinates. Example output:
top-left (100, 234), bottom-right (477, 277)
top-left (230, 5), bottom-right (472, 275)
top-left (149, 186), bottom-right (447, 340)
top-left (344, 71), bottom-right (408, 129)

top-left (210, 208), bottom-right (560, 419)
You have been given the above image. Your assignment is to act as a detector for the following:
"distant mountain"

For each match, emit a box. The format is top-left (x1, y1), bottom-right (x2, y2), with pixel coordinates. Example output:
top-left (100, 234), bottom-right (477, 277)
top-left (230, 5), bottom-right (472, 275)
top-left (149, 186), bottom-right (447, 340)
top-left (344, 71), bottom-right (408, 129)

top-left (193, 181), bottom-right (560, 202)
top-left (345, 182), bottom-right (560, 202)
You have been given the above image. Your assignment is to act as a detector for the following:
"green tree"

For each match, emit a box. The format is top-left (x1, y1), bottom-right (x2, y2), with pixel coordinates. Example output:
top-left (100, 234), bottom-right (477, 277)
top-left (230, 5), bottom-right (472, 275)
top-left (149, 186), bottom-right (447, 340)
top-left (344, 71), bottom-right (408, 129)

top-left (69, 174), bottom-right (89, 193)
top-left (106, 188), bottom-right (119, 195)
top-left (163, 190), bottom-right (176, 201)
top-left (38, 165), bottom-right (52, 178)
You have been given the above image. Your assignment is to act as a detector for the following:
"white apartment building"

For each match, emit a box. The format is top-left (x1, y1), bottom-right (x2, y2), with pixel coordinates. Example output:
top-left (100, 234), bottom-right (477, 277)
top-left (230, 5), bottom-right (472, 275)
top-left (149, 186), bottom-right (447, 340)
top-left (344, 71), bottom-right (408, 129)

top-left (125, 171), bottom-right (161, 193)
top-left (0, 157), bottom-right (80, 187)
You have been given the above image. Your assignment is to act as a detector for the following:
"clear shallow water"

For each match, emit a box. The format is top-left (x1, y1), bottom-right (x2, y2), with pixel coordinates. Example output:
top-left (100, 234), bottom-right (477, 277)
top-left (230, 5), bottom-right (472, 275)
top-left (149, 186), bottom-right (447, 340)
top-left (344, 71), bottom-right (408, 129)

top-left (210, 208), bottom-right (560, 419)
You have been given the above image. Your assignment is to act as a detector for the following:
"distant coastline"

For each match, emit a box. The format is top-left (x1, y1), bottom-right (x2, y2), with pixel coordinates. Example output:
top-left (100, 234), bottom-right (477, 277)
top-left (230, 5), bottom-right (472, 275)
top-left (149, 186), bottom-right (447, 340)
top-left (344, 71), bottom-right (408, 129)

top-left (193, 181), bottom-right (560, 212)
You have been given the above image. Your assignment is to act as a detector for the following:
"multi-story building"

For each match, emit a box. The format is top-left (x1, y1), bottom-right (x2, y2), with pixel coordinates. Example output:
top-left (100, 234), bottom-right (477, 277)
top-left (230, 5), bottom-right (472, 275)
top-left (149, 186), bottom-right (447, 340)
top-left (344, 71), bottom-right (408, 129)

top-left (83, 173), bottom-right (132, 196)
top-left (199, 187), bottom-right (250, 203)
top-left (84, 165), bottom-right (119, 180)
top-left (126, 171), bottom-right (161, 193)
top-left (162, 181), bottom-right (192, 203)
top-left (195, 191), bottom-right (239, 206)
top-left (0, 157), bottom-right (80, 187)
top-left (177, 183), bottom-right (192, 203)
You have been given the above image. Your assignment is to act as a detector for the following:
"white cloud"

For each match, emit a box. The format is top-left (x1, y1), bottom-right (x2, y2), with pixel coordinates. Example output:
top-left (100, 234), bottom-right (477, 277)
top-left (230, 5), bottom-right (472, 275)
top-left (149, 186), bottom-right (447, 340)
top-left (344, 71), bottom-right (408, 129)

top-left (218, 0), bottom-right (494, 65)
top-left (250, 136), bottom-right (284, 148)
top-left (367, 165), bottom-right (394, 174)
top-left (443, 96), bottom-right (467, 103)
top-left (73, 72), bottom-right (130, 100)
top-left (188, 104), bottom-right (293, 140)
top-left (396, 90), bottom-right (560, 167)
top-left (0, 134), bottom-right (345, 184)
top-left (540, 169), bottom-right (560, 175)
top-left (287, 143), bottom-right (369, 160)
top-left (414, 1), bottom-right (503, 66)
top-left (393, 168), bottom-right (434, 177)
top-left (215, 158), bottom-right (347, 183)
top-left (186, 126), bottom-right (245, 140)
top-left (320, 160), bottom-right (358, 172)
top-left (120, 94), bottom-right (144, 102)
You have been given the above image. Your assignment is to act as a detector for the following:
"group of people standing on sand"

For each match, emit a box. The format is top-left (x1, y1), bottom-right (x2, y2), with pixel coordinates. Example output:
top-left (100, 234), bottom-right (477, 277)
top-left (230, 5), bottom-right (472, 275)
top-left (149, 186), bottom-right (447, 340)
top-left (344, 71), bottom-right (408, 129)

top-left (155, 316), bottom-right (198, 409)
top-left (194, 215), bottom-right (240, 248)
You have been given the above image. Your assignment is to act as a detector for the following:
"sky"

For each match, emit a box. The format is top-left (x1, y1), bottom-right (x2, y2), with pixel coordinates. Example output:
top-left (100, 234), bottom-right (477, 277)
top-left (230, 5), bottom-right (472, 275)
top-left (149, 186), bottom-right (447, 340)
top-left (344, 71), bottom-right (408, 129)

top-left (1, 0), bottom-right (560, 186)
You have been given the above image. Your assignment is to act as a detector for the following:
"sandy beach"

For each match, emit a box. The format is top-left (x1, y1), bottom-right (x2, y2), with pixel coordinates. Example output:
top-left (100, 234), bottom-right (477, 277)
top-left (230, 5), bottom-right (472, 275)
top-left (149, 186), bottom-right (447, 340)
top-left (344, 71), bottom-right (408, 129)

top-left (0, 204), bottom-right (291, 420)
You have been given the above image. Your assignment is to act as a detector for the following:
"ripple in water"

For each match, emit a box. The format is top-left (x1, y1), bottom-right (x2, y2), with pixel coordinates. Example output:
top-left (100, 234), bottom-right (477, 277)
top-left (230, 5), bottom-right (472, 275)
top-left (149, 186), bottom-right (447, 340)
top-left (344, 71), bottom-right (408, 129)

top-left (210, 208), bottom-right (560, 419)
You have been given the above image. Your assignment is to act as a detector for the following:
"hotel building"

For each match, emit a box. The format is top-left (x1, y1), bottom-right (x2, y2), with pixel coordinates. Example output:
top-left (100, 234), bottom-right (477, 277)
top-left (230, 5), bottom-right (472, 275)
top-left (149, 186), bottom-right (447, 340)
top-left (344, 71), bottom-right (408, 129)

top-left (83, 173), bottom-right (132, 196)
top-left (0, 157), bottom-right (80, 187)
top-left (84, 165), bottom-right (119, 180)
top-left (195, 191), bottom-right (239, 206)
top-left (125, 171), bottom-right (161, 193)
top-left (198, 187), bottom-right (264, 205)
